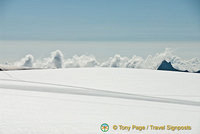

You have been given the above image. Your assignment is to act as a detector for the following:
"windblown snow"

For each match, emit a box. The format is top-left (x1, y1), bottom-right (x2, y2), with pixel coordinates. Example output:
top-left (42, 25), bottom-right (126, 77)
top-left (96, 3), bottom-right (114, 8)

top-left (1, 49), bottom-right (200, 72)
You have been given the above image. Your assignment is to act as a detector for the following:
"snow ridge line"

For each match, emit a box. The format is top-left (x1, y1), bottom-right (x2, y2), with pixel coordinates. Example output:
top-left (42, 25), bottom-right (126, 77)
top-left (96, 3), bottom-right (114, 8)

top-left (0, 78), bottom-right (200, 107)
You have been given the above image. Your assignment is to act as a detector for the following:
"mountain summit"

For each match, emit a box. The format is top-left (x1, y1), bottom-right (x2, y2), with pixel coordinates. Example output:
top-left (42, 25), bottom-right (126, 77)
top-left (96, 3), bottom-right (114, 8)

top-left (157, 60), bottom-right (189, 72)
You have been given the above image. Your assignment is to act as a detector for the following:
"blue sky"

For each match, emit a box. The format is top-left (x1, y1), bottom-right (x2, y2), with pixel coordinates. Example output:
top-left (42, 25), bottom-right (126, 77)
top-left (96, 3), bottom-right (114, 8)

top-left (0, 0), bottom-right (200, 41)
top-left (0, 0), bottom-right (200, 63)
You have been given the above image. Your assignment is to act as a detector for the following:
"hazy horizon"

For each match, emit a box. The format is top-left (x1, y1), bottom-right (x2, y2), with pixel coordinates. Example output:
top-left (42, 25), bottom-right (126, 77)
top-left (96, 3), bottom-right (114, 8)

top-left (0, 40), bottom-right (200, 63)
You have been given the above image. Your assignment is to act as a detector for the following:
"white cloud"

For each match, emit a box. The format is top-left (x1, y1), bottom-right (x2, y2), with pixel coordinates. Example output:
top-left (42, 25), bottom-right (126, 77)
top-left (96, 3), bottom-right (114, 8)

top-left (8, 49), bottom-right (200, 72)
top-left (14, 54), bottom-right (34, 67)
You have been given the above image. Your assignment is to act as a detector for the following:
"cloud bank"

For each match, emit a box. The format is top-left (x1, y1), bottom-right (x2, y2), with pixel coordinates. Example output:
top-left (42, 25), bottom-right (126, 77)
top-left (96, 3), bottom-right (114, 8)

top-left (1, 49), bottom-right (200, 72)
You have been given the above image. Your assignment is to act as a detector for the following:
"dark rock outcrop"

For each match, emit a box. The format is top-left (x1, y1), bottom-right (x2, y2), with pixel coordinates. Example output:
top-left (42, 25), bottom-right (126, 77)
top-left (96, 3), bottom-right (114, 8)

top-left (195, 70), bottom-right (200, 73)
top-left (157, 60), bottom-right (189, 72)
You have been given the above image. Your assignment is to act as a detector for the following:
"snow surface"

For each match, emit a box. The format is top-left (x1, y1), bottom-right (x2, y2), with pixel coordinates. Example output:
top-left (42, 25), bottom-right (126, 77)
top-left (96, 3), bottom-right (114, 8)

top-left (0, 68), bottom-right (200, 134)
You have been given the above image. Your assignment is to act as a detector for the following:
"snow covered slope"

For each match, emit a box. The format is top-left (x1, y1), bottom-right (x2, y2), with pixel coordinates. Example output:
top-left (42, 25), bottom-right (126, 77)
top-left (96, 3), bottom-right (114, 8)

top-left (0, 68), bottom-right (200, 134)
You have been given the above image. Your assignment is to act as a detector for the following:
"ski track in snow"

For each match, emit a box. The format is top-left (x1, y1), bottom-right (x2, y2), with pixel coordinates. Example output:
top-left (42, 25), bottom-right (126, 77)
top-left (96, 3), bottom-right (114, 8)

top-left (0, 68), bottom-right (200, 134)
top-left (0, 78), bottom-right (200, 107)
